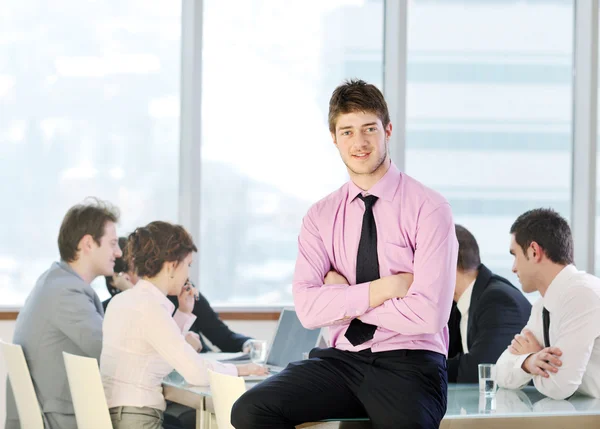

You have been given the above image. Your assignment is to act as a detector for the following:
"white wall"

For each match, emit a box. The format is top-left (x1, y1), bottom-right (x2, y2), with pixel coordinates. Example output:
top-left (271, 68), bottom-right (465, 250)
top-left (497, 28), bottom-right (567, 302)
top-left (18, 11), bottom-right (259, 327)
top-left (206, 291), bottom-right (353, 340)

top-left (0, 319), bottom-right (277, 429)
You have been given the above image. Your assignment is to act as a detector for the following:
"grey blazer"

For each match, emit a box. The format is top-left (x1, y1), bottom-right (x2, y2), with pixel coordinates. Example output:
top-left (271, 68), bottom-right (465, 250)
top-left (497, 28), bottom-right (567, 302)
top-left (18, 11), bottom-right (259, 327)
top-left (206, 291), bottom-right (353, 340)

top-left (5, 261), bottom-right (104, 429)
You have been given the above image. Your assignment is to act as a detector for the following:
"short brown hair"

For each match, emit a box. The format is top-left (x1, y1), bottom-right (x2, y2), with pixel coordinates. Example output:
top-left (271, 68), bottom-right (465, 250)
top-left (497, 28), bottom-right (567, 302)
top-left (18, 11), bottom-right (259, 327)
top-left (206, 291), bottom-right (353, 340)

top-left (510, 208), bottom-right (574, 265)
top-left (455, 225), bottom-right (481, 271)
top-left (58, 198), bottom-right (120, 262)
top-left (126, 221), bottom-right (198, 278)
top-left (328, 79), bottom-right (390, 133)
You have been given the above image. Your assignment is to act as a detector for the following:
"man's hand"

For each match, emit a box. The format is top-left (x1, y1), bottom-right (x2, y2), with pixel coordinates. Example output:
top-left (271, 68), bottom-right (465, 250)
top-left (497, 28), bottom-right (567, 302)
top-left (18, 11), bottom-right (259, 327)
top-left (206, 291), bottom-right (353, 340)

top-left (324, 270), bottom-right (349, 285)
top-left (521, 347), bottom-right (563, 378)
top-left (185, 332), bottom-right (203, 352)
top-left (509, 329), bottom-right (543, 355)
top-left (237, 363), bottom-right (269, 376)
top-left (369, 273), bottom-right (414, 308)
top-left (112, 272), bottom-right (134, 292)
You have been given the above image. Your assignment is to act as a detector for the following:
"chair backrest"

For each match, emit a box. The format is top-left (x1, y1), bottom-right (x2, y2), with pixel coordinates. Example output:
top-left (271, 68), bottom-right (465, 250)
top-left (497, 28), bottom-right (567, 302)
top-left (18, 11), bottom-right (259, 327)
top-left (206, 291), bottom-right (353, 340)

top-left (63, 352), bottom-right (113, 429)
top-left (208, 369), bottom-right (247, 429)
top-left (0, 340), bottom-right (44, 429)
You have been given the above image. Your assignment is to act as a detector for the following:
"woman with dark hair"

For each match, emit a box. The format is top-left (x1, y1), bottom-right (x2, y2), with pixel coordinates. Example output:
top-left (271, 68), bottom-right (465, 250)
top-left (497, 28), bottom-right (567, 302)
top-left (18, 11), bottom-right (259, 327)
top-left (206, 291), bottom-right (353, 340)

top-left (100, 221), bottom-right (267, 429)
top-left (103, 237), bottom-right (253, 354)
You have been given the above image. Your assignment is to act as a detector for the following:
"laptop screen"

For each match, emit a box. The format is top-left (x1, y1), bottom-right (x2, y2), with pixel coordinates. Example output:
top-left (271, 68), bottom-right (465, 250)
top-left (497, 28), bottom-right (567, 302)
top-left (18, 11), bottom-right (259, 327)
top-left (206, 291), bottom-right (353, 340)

top-left (266, 309), bottom-right (321, 368)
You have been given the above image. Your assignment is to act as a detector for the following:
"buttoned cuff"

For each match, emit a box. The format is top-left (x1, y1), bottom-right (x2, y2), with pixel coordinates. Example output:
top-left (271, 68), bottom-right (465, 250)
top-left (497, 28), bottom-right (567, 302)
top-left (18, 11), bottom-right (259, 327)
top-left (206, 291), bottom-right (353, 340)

top-left (345, 282), bottom-right (371, 318)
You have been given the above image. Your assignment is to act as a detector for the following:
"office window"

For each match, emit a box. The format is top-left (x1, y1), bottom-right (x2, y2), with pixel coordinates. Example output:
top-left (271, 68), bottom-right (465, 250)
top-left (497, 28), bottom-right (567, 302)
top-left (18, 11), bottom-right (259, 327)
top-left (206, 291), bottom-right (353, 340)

top-left (200, 0), bottom-right (384, 304)
top-left (0, 1), bottom-right (182, 305)
top-left (596, 13), bottom-right (600, 275)
top-left (406, 0), bottom-right (573, 291)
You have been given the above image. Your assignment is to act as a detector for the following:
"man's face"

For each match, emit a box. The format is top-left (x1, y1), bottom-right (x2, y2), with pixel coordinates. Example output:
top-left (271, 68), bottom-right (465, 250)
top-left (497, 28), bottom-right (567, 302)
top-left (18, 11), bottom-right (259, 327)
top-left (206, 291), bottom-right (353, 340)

top-left (509, 234), bottom-right (536, 293)
top-left (331, 111), bottom-right (391, 177)
top-left (90, 222), bottom-right (122, 277)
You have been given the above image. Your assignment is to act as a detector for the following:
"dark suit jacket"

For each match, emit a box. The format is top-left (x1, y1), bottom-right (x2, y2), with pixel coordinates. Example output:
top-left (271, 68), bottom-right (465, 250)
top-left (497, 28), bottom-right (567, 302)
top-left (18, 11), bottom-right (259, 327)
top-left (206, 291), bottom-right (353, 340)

top-left (166, 294), bottom-right (251, 353)
top-left (103, 289), bottom-right (251, 353)
top-left (447, 264), bottom-right (531, 383)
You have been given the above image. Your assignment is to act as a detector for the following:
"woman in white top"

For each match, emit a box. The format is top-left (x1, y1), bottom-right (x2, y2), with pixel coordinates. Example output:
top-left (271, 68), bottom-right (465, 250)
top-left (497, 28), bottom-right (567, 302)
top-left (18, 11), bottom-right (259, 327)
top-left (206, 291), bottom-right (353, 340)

top-left (101, 221), bottom-right (267, 429)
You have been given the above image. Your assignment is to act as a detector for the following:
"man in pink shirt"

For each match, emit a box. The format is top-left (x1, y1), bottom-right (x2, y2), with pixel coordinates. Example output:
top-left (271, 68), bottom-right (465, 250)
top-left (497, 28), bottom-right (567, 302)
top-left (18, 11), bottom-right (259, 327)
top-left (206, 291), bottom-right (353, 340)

top-left (232, 80), bottom-right (458, 429)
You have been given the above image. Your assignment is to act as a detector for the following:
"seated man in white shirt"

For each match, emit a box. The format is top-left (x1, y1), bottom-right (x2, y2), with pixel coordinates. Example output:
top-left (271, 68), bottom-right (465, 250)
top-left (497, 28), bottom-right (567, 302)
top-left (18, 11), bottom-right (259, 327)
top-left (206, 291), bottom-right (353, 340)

top-left (496, 208), bottom-right (600, 400)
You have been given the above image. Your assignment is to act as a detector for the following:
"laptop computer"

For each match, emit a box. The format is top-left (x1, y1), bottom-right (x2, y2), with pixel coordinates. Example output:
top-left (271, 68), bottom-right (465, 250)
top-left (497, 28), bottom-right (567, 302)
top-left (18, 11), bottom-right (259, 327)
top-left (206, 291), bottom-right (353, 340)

top-left (241, 308), bottom-right (322, 381)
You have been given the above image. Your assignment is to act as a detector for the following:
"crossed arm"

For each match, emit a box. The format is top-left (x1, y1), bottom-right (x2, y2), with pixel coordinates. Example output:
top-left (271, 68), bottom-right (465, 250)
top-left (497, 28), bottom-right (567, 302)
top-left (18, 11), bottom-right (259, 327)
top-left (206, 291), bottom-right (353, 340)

top-left (292, 203), bottom-right (457, 335)
top-left (497, 290), bottom-right (600, 400)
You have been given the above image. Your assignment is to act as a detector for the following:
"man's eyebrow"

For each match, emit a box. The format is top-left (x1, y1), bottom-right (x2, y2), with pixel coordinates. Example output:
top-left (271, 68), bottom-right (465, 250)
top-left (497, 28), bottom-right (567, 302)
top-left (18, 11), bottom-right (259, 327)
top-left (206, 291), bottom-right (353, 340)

top-left (338, 122), bottom-right (378, 131)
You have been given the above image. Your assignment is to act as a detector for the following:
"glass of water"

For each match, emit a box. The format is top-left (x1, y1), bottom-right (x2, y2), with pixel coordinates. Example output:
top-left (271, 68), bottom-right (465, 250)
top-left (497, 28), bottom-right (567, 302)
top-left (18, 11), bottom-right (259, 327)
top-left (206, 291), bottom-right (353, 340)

top-left (248, 340), bottom-right (268, 364)
top-left (478, 363), bottom-right (497, 397)
top-left (478, 394), bottom-right (497, 414)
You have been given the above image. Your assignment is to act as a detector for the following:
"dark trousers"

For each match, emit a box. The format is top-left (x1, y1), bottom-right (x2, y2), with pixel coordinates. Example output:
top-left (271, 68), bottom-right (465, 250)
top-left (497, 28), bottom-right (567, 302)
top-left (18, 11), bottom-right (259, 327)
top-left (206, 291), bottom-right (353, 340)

top-left (231, 347), bottom-right (448, 429)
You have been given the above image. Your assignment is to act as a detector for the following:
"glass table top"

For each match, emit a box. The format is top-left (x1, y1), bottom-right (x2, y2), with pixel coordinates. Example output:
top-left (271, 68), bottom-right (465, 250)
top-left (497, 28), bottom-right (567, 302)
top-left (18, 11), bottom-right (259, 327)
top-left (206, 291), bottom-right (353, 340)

top-left (163, 372), bottom-right (600, 419)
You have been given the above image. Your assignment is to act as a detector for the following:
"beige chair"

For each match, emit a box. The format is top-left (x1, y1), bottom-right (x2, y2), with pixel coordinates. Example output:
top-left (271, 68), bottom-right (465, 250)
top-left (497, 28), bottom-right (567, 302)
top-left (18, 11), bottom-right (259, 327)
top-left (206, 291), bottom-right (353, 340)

top-left (0, 340), bottom-right (44, 429)
top-left (208, 369), bottom-right (247, 429)
top-left (63, 351), bottom-right (112, 429)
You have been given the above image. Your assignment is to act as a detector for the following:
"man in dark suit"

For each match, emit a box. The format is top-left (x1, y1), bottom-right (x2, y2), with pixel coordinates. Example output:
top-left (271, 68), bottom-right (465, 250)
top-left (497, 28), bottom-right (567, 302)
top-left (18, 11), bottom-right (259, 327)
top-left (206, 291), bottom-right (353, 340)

top-left (167, 292), bottom-right (251, 353)
top-left (447, 224), bottom-right (531, 383)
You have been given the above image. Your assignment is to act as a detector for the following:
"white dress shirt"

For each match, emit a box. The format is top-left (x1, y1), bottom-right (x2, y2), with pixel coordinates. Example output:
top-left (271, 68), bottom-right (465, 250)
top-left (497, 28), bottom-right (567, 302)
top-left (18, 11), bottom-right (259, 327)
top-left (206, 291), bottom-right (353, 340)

top-left (100, 280), bottom-right (237, 410)
top-left (456, 280), bottom-right (475, 354)
top-left (496, 265), bottom-right (600, 400)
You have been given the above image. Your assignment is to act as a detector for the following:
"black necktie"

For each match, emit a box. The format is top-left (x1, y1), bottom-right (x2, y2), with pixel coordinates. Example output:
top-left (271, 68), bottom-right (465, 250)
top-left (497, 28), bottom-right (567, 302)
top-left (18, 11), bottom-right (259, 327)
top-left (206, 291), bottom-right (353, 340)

top-left (345, 194), bottom-right (379, 346)
top-left (542, 307), bottom-right (550, 347)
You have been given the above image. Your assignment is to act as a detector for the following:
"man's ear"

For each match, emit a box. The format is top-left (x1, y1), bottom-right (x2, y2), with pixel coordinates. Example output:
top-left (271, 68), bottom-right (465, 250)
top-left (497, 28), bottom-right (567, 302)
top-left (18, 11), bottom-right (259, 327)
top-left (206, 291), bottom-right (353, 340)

top-left (331, 131), bottom-right (338, 147)
top-left (78, 234), bottom-right (94, 254)
top-left (530, 241), bottom-right (543, 262)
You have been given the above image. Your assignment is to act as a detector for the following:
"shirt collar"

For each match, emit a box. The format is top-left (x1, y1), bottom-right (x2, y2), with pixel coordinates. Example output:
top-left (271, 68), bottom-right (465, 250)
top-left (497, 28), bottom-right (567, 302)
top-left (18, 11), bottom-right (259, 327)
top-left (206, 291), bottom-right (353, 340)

top-left (136, 279), bottom-right (175, 314)
top-left (347, 162), bottom-right (402, 205)
top-left (457, 279), bottom-right (475, 317)
top-left (543, 264), bottom-right (580, 313)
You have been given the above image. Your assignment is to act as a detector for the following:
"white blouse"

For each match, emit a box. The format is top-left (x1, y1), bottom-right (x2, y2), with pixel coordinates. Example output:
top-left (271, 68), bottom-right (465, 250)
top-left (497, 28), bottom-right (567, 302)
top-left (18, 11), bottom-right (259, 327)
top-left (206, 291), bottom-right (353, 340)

top-left (101, 280), bottom-right (237, 410)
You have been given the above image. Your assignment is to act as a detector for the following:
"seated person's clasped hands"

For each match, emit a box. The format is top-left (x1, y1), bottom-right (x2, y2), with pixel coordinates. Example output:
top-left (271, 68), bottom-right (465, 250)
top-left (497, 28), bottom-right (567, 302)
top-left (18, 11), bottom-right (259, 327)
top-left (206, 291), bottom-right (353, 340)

top-left (509, 329), bottom-right (563, 378)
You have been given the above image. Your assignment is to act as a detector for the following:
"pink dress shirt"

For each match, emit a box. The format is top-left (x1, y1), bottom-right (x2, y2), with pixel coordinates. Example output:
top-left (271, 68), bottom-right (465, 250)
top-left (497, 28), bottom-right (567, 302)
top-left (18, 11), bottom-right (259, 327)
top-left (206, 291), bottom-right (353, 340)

top-left (293, 163), bottom-right (458, 356)
top-left (100, 280), bottom-right (237, 411)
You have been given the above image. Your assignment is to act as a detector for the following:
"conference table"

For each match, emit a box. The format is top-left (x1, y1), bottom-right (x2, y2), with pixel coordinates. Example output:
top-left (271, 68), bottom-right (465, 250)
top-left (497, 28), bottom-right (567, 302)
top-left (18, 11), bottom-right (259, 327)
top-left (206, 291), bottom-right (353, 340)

top-left (163, 371), bottom-right (600, 429)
